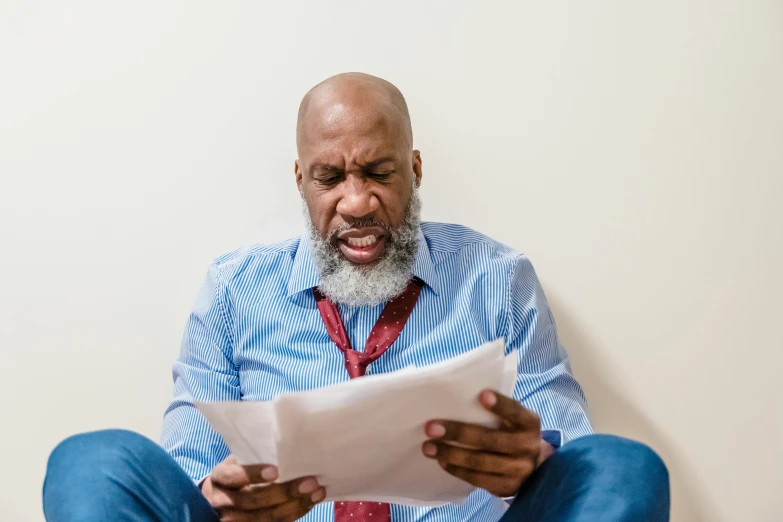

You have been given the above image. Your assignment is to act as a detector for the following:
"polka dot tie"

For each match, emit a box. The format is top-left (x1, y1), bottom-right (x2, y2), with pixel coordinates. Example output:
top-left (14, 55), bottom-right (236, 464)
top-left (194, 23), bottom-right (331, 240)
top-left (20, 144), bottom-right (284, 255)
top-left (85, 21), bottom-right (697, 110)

top-left (313, 277), bottom-right (423, 380)
top-left (313, 277), bottom-right (424, 522)
top-left (334, 501), bottom-right (390, 522)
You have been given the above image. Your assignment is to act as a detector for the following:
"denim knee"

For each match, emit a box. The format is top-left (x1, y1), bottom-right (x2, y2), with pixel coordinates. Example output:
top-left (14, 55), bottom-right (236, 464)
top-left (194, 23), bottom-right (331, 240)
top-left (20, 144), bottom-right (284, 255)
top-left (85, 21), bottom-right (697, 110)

top-left (566, 434), bottom-right (668, 483)
top-left (44, 429), bottom-right (160, 520)
top-left (563, 434), bottom-right (670, 511)
top-left (47, 429), bottom-right (155, 476)
top-left (508, 435), bottom-right (670, 522)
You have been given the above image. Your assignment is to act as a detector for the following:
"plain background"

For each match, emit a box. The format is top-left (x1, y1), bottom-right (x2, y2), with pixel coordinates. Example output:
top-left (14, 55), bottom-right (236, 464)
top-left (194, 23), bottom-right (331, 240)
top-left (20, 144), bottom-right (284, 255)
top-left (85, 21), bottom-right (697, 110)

top-left (1, 1), bottom-right (781, 521)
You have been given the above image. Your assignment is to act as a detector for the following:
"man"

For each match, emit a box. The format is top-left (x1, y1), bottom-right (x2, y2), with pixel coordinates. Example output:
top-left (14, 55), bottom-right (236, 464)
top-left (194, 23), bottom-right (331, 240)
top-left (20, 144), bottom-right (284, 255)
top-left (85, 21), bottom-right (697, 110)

top-left (43, 73), bottom-right (669, 522)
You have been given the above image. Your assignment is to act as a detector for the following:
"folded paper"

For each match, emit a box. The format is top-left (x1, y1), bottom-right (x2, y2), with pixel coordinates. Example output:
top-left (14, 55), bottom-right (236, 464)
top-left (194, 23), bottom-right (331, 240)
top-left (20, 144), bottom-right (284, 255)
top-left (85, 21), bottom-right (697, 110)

top-left (196, 339), bottom-right (516, 506)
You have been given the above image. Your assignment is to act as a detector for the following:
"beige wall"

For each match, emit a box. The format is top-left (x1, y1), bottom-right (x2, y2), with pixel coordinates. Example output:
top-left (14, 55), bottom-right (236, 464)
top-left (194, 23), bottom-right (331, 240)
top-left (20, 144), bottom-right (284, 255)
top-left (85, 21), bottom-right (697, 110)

top-left (1, 1), bottom-right (781, 520)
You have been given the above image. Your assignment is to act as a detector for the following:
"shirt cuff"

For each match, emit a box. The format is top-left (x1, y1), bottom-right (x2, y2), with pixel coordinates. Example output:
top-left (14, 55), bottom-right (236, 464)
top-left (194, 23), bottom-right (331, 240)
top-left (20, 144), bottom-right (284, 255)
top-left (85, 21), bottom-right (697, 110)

top-left (541, 429), bottom-right (563, 449)
top-left (196, 474), bottom-right (210, 490)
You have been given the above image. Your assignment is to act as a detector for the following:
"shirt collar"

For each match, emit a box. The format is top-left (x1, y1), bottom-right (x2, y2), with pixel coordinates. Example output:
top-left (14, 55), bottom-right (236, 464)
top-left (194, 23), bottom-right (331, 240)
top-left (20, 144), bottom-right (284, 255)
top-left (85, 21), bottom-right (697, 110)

top-left (287, 227), bottom-right (440, 298)
top-left (410, 227), bottom-right (440, 295)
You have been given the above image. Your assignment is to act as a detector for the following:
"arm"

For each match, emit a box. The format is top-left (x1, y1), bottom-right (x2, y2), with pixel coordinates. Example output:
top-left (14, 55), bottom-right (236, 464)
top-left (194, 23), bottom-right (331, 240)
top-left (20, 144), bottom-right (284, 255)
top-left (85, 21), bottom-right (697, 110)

top-left (506, 255), bottom-right (593, 444)
top-left (161, 265), bottom-right (325, 519)
top-left (422, 255), bottom-right (592, 497)
top-left (160, 264), bottom-right (239, 483)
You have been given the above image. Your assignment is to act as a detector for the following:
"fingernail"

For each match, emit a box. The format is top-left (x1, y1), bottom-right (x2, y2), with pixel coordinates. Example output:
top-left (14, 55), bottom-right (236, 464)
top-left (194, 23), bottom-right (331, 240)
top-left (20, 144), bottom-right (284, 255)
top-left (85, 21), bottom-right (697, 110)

top-left (481, 390), bottom-right (497, 407)
top-left (311, 488), bottom-right (326, 503)
top-left (422, 442), bottom-right (437, 457)
top-left (427, 422), bottom-right (446, 438)
top-left (298, 478), bottom-right (318, 494)
top-left (261, 466), bottom-right (278, 481)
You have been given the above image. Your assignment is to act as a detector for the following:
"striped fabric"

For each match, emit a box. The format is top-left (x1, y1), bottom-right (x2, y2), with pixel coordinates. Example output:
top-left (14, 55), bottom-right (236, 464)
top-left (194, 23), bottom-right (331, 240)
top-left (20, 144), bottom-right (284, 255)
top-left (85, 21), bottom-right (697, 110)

top-left (160, 222), bottom-right (593, 522)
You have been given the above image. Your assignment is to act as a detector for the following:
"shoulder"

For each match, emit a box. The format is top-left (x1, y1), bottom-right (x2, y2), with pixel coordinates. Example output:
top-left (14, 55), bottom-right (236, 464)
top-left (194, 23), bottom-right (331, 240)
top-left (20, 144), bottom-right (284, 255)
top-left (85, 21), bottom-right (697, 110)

top-left (421, 222), bottom-right (537, 294)
top-left (421, 223), bottom-right (539, 339)
top-left (421, 221), bottom-right (524, 265)
top-left (209, 237), bottom-right (300, 284)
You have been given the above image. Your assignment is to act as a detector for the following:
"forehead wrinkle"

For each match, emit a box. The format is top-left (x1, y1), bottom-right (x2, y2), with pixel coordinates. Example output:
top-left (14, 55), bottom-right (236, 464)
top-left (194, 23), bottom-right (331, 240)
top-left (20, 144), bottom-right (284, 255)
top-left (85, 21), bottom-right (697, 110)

top-left (307, 144), bottom-right (397, 173)
top-left (300, 108), bottom-right (404, 170)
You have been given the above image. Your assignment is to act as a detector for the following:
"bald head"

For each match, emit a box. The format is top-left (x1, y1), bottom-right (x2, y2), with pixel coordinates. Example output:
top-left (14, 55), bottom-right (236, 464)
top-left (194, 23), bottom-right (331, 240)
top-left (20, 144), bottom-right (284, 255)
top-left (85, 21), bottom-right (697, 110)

top-left (296, 72), bottom-right (413, 154)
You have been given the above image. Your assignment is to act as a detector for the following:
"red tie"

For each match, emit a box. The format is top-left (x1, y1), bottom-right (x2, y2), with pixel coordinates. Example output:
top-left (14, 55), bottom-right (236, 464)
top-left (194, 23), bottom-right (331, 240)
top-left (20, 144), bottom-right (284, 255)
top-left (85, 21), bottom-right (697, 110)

top-left (313, 277), bottom-right (424, 522)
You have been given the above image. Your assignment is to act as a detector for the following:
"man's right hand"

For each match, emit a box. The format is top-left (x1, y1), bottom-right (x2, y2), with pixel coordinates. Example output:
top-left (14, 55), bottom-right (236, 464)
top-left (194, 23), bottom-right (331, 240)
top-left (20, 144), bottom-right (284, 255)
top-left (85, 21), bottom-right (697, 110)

top-left (202, 455), bottom-right (326, 522)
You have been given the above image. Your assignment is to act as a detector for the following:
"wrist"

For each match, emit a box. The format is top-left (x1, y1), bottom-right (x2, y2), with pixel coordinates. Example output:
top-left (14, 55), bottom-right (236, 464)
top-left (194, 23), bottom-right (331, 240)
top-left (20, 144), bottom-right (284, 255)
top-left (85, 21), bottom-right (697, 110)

top-left (200, 475), bottom-right (213, 496)
top-left (536, 439), bottom-right (556, 468)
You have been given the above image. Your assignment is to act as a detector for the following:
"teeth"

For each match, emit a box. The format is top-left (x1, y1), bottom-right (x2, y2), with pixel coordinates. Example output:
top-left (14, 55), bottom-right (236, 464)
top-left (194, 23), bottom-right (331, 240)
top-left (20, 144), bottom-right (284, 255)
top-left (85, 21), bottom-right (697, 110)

top-left (346, 235), bottom-right (377, 248)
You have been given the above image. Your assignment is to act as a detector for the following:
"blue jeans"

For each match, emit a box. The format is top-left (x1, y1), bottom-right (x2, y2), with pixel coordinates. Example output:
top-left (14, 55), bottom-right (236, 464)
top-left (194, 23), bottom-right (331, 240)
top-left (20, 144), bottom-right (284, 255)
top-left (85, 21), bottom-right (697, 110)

top-left (43, 430), bottom-right (669, 521)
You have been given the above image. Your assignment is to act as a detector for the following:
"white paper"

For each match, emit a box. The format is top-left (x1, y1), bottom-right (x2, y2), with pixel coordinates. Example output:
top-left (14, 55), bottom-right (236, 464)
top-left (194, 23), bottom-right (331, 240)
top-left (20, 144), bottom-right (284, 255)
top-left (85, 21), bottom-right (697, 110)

top-left (195, 339), bottom-right (517, 506)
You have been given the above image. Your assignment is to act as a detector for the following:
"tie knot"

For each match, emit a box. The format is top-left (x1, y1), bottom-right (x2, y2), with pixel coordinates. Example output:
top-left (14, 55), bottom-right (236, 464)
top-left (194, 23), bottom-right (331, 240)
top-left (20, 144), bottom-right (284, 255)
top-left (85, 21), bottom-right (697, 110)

top-left (344, 350), bottom-right (372, 378)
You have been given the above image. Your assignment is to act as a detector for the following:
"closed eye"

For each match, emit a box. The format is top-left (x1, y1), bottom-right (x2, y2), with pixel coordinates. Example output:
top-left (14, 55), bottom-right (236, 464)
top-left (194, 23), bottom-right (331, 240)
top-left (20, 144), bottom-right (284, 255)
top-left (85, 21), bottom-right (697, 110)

top-left (368, 170), bottom-right (394, 181)
top-left (314, 170), bottom-right (344, 186)
top-left (318, 175), bottom-right (342, 185)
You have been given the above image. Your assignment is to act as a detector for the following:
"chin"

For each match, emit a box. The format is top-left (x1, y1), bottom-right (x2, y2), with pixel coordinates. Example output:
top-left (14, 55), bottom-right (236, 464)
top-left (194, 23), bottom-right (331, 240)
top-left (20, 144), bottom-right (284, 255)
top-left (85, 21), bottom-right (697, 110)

top-left (349, 258), bottom-right (382, 270)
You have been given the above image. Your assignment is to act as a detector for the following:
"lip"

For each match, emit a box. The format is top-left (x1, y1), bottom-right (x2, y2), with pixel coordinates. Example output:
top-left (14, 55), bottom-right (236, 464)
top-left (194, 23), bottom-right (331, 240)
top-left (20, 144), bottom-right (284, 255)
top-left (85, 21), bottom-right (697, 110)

top-left (336, 226), bottom-right (387, 240)
top-left (335, 226), bottom-right (388, 265)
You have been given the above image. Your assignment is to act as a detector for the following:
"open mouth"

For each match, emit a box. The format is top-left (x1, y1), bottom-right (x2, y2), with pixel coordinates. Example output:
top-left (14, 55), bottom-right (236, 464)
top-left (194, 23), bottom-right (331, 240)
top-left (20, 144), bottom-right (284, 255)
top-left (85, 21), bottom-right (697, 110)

top-left (335, 227), bottom-right (388, 264)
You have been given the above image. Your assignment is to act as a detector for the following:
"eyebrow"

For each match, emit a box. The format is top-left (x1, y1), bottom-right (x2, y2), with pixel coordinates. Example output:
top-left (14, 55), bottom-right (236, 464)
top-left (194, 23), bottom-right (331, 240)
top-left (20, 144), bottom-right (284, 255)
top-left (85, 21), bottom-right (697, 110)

top-left (310, 163), bottom-right (341, 173)
top-left (357, 157), bottom-right (396, 170)
top-left (309, 157), bottom-right (396, 173)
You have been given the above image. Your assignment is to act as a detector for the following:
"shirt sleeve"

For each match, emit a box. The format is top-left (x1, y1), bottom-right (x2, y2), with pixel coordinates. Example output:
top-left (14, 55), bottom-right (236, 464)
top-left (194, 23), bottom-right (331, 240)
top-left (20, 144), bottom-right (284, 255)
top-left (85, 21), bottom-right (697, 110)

top-left (160, 264), bottom-right (240, 482)
top-left (504, 255), bottom-right (593, 444)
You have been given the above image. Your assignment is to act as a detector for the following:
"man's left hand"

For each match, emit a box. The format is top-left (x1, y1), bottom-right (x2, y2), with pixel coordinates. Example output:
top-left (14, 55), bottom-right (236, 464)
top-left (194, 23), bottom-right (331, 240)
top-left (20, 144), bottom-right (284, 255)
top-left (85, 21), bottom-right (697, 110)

top-left (422, 389), bottom-right (554, 498)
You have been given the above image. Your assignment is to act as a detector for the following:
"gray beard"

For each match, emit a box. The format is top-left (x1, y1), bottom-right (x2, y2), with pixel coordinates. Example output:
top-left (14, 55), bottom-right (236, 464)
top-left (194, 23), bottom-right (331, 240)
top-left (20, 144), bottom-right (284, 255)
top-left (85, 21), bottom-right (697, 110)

top-left (303, 186), bottom-right (421, 307)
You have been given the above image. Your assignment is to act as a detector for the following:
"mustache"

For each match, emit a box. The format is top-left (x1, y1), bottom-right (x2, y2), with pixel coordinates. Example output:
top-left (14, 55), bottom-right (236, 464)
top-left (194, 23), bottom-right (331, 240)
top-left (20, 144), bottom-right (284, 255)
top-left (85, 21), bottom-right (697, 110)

top-left (326, 219), bottom-right (391, 241)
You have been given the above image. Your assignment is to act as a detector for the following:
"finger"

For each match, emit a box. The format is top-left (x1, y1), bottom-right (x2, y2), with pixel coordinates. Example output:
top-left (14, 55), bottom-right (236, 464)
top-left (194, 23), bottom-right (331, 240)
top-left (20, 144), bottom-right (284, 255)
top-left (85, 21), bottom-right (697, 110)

top-left (424, 442), bottom-right (536, 477)
top-left (211, 459), bottom-right (278, 489)
top-left (425, 420), bottom-right (538, 456)
top-left (440, 463), bottom-right (523, 498)
top-left (479, 390), bottom-right (540, 430)
top-left (263, 489), bottom-right (325, 522)
top-left (219, 489), bottom-right (324, 522)
top-left (220, 508), bottom-right (259, 522)
top-left (211, 477), bottom-right (320, 510)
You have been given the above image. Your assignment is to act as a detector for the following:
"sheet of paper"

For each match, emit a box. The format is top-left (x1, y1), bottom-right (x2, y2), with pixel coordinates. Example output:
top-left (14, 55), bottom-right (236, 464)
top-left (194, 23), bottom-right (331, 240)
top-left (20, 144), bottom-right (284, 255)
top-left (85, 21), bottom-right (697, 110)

top-left (196, 339), bottom-right (517, 506)
top-left (196, 400), bottom-right (279, 465)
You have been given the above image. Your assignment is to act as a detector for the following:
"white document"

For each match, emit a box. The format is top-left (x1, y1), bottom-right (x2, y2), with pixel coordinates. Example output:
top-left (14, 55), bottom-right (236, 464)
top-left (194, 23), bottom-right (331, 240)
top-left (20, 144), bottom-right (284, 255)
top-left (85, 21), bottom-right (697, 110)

top-left (196, 339), bottom-right (517, 506)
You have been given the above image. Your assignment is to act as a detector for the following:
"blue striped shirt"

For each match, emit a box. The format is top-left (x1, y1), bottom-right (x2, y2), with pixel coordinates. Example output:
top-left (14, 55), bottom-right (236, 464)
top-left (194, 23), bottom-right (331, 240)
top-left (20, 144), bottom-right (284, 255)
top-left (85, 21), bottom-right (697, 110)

top-left (161, 222), bottom-right (593, 521)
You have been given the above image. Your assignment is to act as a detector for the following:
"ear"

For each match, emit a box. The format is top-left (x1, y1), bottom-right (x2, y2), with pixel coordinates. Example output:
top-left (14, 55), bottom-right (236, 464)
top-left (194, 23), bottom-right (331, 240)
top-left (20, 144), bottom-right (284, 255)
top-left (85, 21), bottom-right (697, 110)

top-left (294, 159), bottom-right (304, 194)
top-left (412, 150), bottom-right (423, 187)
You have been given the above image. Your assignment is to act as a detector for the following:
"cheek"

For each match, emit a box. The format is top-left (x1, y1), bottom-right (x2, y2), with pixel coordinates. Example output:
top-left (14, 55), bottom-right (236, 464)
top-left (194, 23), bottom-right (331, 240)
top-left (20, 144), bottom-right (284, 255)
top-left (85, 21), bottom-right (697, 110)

top-left (378, 185), bottom-right (411, 226)
top-left (304, 193), bottom-right (338, 234)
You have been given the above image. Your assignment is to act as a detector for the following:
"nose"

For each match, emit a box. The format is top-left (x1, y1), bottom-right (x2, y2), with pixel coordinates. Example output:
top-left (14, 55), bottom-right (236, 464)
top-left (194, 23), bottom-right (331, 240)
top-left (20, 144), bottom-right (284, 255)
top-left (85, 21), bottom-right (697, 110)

top-left (335, 176), bottom-right (379, 219)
